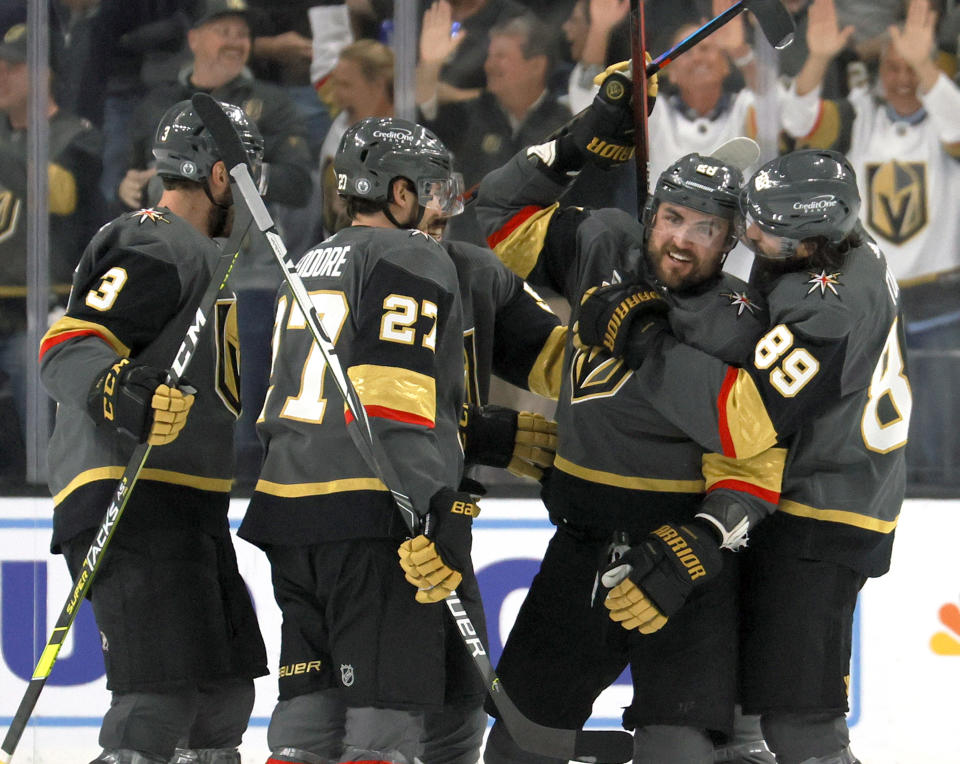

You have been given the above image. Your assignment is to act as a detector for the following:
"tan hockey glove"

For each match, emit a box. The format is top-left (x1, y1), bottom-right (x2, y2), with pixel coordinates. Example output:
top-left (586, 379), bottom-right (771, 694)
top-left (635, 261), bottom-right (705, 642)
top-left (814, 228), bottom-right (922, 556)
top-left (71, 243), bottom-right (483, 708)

top-left (461, 404), bottom-right (558, 481)
top-left (398, 488), bottom-right (480, 604)
top-left (86, 358), bottom-right (195, 446)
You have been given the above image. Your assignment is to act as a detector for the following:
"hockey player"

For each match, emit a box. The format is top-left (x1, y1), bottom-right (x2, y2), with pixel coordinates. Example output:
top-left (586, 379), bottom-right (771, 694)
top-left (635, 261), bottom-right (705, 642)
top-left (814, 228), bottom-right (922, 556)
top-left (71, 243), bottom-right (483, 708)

top-left (38, 100), bottom-right (269, 764)
top-left (582, 150), bottom-right (910, 764)
top-left (239, 117), bottom-right (479, 764)
top-left (475, 64), bottom-right (784, 763)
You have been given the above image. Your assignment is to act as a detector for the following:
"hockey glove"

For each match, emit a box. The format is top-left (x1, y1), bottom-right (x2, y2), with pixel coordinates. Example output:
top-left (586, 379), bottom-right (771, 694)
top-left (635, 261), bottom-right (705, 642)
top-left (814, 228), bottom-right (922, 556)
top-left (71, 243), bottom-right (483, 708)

top-left (86, 358), bottom-right (196, 446)
top-left (600, 520), bottom-right (722, 634)
top-left (461, 403), bottom-right (558, 481)
top-left (397, 488), bottom-right (480, 604)
top-left (574, 280), bottom-right (669, 358)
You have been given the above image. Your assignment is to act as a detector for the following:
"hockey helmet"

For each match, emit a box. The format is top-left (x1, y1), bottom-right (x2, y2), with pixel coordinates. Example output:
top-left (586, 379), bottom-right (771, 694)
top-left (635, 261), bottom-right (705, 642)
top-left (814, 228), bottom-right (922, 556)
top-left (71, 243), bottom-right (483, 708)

top-left (645, 153), bottom-right (743, 225)
top-left (152, 99), bottom-right (264, 185)
top-left (334, 117), bottom-right (464, 216)
top-left (739, 149), bottom-right (860, 259)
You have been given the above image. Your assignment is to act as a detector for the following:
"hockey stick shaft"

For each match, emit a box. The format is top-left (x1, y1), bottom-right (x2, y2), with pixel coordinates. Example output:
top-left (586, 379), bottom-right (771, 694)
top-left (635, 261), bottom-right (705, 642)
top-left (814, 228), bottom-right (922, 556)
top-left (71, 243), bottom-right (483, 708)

top-left (645, 0), bottom-right (794, 78)
top-left (0, 208), bottom-right (251, 763)
top-left (630, 0), bottom-right (651, 212)
top-left (192, 93), bottom-right (632, 764)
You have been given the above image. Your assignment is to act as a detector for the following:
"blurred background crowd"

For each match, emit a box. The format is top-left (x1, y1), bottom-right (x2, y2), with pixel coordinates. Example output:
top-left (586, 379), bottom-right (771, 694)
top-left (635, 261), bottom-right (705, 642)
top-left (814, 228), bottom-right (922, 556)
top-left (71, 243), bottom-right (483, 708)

top-left (1, 0), bottom-right (958, 496)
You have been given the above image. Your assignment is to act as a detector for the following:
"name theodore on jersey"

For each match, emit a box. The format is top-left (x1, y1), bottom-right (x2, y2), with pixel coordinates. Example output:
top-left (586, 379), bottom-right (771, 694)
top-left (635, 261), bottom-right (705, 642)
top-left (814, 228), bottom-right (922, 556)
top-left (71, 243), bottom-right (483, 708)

top-left (298, 244), bottom-right (352, 279)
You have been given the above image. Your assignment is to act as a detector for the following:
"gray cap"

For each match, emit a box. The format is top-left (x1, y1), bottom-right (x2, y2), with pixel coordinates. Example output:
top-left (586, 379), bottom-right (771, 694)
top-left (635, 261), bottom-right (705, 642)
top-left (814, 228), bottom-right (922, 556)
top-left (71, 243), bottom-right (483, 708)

top-left (0, 24), bottom-right (27, 63)
top-left (192, 0), bottom-right (252, 29)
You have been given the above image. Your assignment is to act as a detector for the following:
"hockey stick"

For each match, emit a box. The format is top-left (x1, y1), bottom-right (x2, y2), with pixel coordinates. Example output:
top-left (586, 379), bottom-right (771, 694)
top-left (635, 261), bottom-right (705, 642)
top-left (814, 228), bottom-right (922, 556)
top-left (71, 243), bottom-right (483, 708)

top-left (192, 92), bottom-right (634, 764)
top-left (0, 199), bottom-right (253, 763)
top-left (643, 0), bottom-right (795, 79)
top-left (630, 0), bottom-right (652, 212)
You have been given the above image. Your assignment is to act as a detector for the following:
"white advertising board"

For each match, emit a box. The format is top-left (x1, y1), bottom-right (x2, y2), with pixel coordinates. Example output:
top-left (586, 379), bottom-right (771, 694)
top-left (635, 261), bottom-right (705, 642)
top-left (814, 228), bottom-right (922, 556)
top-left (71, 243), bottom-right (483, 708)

top-left (1, 497), bottom-right (958, 762)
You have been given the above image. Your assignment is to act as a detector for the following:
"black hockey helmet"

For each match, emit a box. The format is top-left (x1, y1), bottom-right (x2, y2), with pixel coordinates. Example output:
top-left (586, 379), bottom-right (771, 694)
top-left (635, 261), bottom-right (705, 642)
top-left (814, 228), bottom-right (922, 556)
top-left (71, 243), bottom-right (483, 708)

top-left (644, 153), bottom-right (744, 226)
top-left (739, 149), bottom-right (860, 259)
top-left (152, 99), bottom-right (264, 185)
top-left (334, 117), bottom-right (464, 216)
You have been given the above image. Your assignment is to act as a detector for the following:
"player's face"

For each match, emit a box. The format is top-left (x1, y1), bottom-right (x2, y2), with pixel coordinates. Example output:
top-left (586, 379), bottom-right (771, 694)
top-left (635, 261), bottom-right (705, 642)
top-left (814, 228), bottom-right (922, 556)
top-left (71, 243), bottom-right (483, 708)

top-left (647, 203), bottom-right (730, 290)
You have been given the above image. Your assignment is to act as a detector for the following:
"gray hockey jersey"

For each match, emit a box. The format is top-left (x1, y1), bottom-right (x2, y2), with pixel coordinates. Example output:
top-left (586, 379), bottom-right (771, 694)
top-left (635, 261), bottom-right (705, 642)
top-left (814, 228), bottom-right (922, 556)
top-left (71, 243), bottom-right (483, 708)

top-left (477, 152), bottom-right (785, 539)
top-left (40, 207), bottom-right (240, 550)
top-left (240, 225), bottom-right (465, 546)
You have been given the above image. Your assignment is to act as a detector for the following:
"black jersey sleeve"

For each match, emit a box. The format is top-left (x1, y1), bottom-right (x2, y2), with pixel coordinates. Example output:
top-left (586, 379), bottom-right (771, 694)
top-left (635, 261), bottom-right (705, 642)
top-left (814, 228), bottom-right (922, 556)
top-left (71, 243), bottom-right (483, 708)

top-left (491, 272), bottom-right (564, 397)
top-left (39, 244), bottom-right (183, 408)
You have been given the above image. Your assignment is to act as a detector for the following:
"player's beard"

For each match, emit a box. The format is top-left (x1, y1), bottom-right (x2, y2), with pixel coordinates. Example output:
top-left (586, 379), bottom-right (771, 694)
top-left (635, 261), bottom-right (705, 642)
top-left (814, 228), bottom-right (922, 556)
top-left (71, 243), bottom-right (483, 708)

top-left (208, 203), bottom-right (234, 238)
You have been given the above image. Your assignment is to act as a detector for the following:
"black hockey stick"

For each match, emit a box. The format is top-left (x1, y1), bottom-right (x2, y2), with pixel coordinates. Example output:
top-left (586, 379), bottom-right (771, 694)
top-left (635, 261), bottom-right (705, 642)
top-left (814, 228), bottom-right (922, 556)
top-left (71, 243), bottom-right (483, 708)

top-left (192, 92), bottom-right (634, 764)
top-left (644, 0), bottom-right (795, 79)
top-left (0, 200), bottom-right (252, 763)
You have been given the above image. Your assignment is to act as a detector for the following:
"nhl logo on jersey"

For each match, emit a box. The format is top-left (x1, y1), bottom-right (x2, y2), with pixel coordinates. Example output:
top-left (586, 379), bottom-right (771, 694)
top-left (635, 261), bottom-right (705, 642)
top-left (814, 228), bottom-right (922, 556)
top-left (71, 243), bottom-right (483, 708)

top-left (340, 663), bottom-right (355, 687)
top-left (806, 270), bottom-right (842, 297)
top-left (865, 160), bottom-right (927, 245)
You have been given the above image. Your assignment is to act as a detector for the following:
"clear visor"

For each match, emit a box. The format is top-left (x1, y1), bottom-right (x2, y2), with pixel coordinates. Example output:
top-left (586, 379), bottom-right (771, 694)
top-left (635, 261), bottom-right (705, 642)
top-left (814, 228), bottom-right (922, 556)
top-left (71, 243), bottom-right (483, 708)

top-left (736, 213), bottom-right (800, 260)
top-left (418, 172), bottom-right (465, 217)
top-left (651, 207), bottom-right (730, 248)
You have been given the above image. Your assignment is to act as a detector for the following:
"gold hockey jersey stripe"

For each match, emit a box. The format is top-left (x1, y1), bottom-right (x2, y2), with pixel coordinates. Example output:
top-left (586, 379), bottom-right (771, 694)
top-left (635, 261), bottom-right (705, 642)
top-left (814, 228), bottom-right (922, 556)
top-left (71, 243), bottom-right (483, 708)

top-left (778, 499), bottom-right (899, 533)
top-left (528, 325), bottom-right (566, 400)
top-left (555, 454), bottom-right (704, 493)
top-left (53, 466), bottom-right (233, 506)
top-left (254, 476), bottom-right (388, 497)
top-left (347, 364), bottom-right (437, 426)
top-left (40, 316), bottom-right (131, 362)
top-left (489, 202), bottom-right (560, 279)
top-left (702, 447), bottom-right (787, 502)
top-left (717, 367), bottom-right (778, 459)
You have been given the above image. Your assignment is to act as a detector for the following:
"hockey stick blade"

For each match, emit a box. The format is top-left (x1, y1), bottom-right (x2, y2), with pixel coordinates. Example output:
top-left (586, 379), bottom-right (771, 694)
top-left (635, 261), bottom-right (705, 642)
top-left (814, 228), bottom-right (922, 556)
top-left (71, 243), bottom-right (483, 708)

top-left (191, 92), bottom-right (634, 764)
top-left (743, 0), bottom-right (795, 49)
top-left (645, 0), bottom-right (794, 76)
top-left (0, 203), bottom-right (250, 764)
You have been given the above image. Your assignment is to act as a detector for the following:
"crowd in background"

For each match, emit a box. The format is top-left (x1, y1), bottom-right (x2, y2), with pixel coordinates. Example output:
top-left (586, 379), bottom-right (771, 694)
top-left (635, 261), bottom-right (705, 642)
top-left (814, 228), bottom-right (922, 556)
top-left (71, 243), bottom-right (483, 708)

top-left (1, 0), bottom-right (958, 493)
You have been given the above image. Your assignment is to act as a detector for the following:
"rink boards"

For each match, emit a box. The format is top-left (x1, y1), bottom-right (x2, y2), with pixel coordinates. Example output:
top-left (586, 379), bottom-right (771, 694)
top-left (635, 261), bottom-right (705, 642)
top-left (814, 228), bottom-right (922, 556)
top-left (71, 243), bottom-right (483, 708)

top-left (1, 496), bottom-right (958, 763)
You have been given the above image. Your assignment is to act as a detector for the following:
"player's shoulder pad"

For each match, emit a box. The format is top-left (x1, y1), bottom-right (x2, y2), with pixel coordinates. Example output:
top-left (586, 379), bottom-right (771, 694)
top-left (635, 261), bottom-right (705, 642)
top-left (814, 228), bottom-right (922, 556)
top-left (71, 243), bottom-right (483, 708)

top-left (369, 227), bottom-right (458, 289)
top-left (96, 207), bottom-right (216, 265)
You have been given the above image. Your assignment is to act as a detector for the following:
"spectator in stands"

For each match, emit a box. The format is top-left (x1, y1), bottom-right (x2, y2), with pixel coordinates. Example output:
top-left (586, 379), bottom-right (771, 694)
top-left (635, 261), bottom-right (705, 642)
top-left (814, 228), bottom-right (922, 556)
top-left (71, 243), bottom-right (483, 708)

top-left (561, 0), bottom-right (629, 113)
top-left (417, 0), bottom-right (528, 102)
top-left (319, 38), bottom-right (395, 236)
top-left (116, 0), bottom-right (311, 214)
top-left (781, 0), bottom-right (960, 486)
top-left (86, 0), bottom-right (194, 203)
top-left (646, 0), bottom-right (761, 187)
top-left (418, 8), bottom-right (571, 244)
top-left (0, 22), bottom-right (104, 485)
top-left (248, 0), bottom-right (335, 161)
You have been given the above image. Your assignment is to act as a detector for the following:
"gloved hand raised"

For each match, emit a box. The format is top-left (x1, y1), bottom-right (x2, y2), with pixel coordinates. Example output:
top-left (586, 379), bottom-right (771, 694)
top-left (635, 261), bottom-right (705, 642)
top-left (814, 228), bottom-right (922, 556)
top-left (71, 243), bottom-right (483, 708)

top-left (461, 403), bottom-right (558, 481)
top-left (547, 57), bottom-right (659, 174)
top-left (397, 488), bottom-right (480, 604)
top-left (86, 358), bottom-right (195, 446)
top-left (600, 521), bottom-right (722, 634)
top-left (574, 279), bottom-right (669, 360)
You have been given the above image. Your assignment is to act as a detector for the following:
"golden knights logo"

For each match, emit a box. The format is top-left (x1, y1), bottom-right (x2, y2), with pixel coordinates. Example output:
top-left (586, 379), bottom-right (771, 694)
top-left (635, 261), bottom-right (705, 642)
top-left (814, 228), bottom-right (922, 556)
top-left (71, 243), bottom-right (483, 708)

top-left (569, 346), bottom-right (632, 403)
top-left (865, 161), bottom-right (927, 245)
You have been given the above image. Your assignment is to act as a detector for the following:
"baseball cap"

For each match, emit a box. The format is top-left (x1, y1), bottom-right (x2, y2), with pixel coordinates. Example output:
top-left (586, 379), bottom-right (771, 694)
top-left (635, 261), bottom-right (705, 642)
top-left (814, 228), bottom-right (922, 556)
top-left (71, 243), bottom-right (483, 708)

top-left (192, 0), bottom-right (252, 29)
top-left (0, 24), bottom-right (27, 64)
